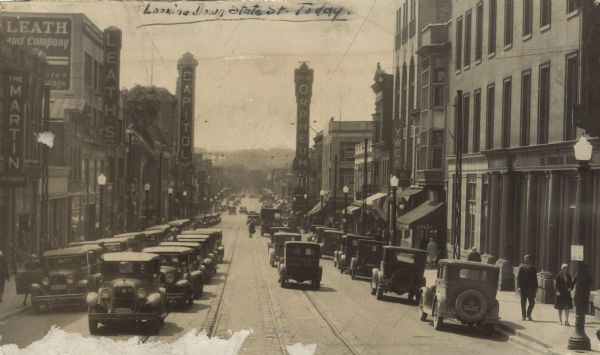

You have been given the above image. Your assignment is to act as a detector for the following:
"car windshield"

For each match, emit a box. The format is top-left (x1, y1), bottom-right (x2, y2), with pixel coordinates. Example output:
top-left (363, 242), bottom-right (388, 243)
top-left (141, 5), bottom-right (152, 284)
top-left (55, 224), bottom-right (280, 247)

top-left (458, 268), bottom-right (488, 281)
top-left (158, 254), bottom-right (181, 267)
top-left (102, 261), bottom-right (155, 279)
top-left (104, 243), bottom-right (123, 252)
top-left (288, 245), bottom-right (317, 257)
top-left (46, 256), bottom-right (81, 271)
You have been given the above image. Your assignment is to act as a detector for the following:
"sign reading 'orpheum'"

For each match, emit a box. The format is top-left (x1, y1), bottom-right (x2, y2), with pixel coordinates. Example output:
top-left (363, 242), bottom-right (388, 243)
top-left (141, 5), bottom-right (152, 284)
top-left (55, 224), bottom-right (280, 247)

top-left (177, 52), bottom-right (198, 165)
top-left (103, 27), bottom-right (122, 144)
top-left (1, 16), bottom-right (72, 90)
top-left (293, 63), bottom-right (313, 174)
top-left (5, 74), bottom-right (27, 173)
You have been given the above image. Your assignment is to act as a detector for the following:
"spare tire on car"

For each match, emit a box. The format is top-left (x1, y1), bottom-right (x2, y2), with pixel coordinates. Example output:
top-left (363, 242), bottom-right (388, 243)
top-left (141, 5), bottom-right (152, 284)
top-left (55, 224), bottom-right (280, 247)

top-left (454, 289), bottom-right (487, 323)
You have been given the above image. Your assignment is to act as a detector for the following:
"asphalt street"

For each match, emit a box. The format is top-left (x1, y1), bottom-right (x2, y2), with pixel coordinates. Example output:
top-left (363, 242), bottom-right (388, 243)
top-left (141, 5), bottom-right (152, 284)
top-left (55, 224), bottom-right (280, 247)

top-left (0, 198), bottom-right (524, 354)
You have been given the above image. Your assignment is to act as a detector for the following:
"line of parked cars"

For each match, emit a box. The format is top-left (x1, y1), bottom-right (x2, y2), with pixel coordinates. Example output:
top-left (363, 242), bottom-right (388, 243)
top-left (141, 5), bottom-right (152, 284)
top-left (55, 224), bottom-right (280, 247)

top-left (308, 224), bottom-right (501, 335)
top-left (15, 214), bottom-right (227, 335)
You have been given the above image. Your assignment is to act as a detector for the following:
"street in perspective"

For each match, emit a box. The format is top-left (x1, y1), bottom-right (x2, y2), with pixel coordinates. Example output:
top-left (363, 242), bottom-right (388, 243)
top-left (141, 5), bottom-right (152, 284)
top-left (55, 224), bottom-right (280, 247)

top-left (1, 1), bottom-right (600, 354)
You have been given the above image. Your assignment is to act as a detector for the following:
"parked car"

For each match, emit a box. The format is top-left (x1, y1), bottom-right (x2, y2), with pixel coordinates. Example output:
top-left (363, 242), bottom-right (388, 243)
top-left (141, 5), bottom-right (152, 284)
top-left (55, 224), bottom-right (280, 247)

top-left (334, 234), bottom-right (372, 272)
top-left (371, 246), bottom-right (427, 303)
top-left (260, 208), bottom-right (282, 236)
top-left (239, 206), bottom-right (248, 214)
top-left (174, 235), bottom-right (217, 277)
top-left (142, 229), bottom-right (163, 247)
top-left (320, 230), bottom-right (344, 257)
top-left (419, 260), bottom-right (500, 333)
top-left (159, 242), bottom-right (212, 283)
top-left (189, 228), bottom-right (224, 263)
top-left (311, 226), bottom-right (332, 243)
top-left (23, 245), bottom-right (103, 313)
top-left (142, 246), bottom-right (202, 305)
top-left (228, 206), bottom-right (237, 215)
top-left (268, 232), bottom-right (302, 267)
top-left (350, 239), bottom-right (386, 279)
top-left (278, 242), bottom-right (322, 290)
top-left (145, 224), bottom-right (176, 242)
top-left (86, 252), bottom-right (167, 334)
top-left (167, 219), bottom-right (193, 234)
top-left (112, 232), bottom-right (148, 251)
top-left (97, 238), bottom-right (131, 253)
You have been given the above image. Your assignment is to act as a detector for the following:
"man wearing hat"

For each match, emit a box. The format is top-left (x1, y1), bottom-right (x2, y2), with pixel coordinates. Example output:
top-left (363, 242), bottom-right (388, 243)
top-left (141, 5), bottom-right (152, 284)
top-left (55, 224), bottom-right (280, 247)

top-left (467, 247), bottom-right (482, 262)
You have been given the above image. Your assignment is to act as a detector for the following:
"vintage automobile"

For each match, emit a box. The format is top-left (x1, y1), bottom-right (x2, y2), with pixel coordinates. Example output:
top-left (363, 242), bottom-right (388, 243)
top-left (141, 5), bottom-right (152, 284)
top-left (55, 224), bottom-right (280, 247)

top-left (112, 232), bottom-right (148, 251)
top-left (188, 228), bottom-right (224, 263)
top-left (247, 213), bottom-right (260, 225)
top-left (174, 235), bottom-right (217, 277)
top-left (145, 224), bottom-right (175, 242)
top-left (350, 239), bottom-right (386, 279)
top-left (278, 242), bottom-right (322, 290)
top-left (167, 219), bottom-right (193, 234)
top-left (311, 226), bottom-right (333, 243)
top-left (107, 235), bottom-right (138, 252)
top-left (87, 252), bottom-right (167, 334)
top-left (25, 245), bottom-right (103, 313)
top-left (320, 230), bottom-right (344, 258)
top-left (142, 229), bottom-right (164, 247)
top-left (239, 206), bottom-right (248, 214)
top-left (260, 208), bottom-right (282, 236)
top-left (334, 234), bottom-right (372, 272)
top-left (371, 246), bottom-right (427, 303)
top-left (228, 206), bottom-right (237, 215)
top-left (268, 232), bottom-right (302, 267)
top-left (142, 246), bottom-right (202, 304)
top-left (159, 242), bottom-right (212, 283)
top-left (419, 260), bottom-right (500, 333)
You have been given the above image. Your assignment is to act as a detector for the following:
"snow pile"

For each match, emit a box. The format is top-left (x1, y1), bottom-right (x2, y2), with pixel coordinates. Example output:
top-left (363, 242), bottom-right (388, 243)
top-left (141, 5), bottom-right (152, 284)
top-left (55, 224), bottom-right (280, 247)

top-left (0, 326), bottom-right (251, 355)
top-left (287, 342), bottom-right (317, 355)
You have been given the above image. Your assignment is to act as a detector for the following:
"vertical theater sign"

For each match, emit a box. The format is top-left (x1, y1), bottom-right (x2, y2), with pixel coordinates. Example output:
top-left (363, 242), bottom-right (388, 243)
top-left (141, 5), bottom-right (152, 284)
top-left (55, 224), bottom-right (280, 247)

top-left (5, 74), bottom-right (26, 175)
top-left (103, 26), bottom-right (122, 144)
top-left (177, 52), bottom-right (198, 166)
top-left (293, 63), bottom-right (314, 190)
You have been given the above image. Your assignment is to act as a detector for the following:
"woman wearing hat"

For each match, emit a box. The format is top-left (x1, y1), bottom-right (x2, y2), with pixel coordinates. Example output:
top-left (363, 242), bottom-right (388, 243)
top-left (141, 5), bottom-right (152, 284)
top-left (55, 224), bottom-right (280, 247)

top-left (554, 263), bottom-right (574, 326)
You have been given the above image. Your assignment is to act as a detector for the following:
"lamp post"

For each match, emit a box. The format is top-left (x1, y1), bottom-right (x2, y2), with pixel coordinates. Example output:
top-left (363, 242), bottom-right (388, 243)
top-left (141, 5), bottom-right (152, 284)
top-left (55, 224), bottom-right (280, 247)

top-left (342, 185), bottom-right (349, 233)
top-left (210, 198), bottom-right (214, 213)
top-left (568, 135), bottom-right (593, 351)
top-left (390, 175), bottom-right (399, 246)
top-left (98, 174), bottom-right (107, 237)
top-left (320, 190), bottom-right (326, 225)
top-left (144, 183), bottom-right (151, 227)
top-left (183, 191), bottom-right (188, 218)
top-left (167, 187), bottom-right (173, 221)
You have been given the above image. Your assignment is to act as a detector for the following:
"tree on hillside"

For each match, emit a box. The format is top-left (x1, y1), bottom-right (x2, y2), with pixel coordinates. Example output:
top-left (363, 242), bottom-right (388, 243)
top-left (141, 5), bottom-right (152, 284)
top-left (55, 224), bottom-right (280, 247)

top-left (125, 85), bottom-right (162, 127)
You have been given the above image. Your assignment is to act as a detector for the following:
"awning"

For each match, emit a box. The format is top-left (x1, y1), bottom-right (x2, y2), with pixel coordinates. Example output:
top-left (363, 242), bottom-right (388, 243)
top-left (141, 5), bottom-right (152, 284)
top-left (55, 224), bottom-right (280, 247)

top-left (346, 205), bottom-right (361, 214)
top-left (50, 98), bottom-right (86, 120)
top-left (397, 200), bottom-right (445, 230)
top-left (398, 187), bottom-right (424, 200)
top-left (365, 192), bottom-right (387, 205)
top-left (307, 202), bottom-right (324, 216)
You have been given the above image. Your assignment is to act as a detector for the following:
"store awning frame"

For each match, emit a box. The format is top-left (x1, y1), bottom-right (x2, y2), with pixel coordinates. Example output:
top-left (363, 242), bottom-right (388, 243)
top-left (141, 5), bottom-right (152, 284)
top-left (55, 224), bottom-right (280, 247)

top-left (397, 200), bottom-right (445, 230)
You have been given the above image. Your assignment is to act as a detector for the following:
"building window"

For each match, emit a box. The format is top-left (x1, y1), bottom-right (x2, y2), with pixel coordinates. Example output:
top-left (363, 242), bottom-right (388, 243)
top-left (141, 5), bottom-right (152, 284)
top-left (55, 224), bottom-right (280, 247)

top-left (418, 130), bottom-right (427, 170)
top-left (501, 78), bottom-right (512, 148)
top-left (541, 0), bottom-right (551, 28)
top-left (475, 2), bottom-right (483, 62)
top-left (486, 84), bottom-right (495, 150)
top-left (464, 11), bottom-right (472, 68)
top-left (401, 63), bottom-right (407, 122)
top-left (567, 0), bottom-right (579, 14)
top-left (520, 70), bottom-right (531, 146)
top-left (538, 63), bottom-right (550, 144)
top-left (480, 174), bottom-right (489, 250)
top-left (341, 143), bottom-right (356, 161)
top-left (523, 0), bottom-right (532, 37)
top-left (396, 8), bottom-right (401, 35)
top-left (489, 0), bottom-right (497, 54)
top-left (409, 58), bottom-right (415, 111)
top-left (565, 53), bottom-right (578, 141)
top-left (84, 53), bottom-right (92, 87)
top-left (462, 93), bottom-right (470, 153)
top-left (473, 90), bottom-right (481, 152)
top-left (410, 0), bottom-right (415, 20)
top-left (421, 59), bottom-right (430, 109)
top-left (456, 16), bottom-right (463, 71)
top-left (466, 175), bottom-right (477, 250)
top-left (504, 0), bottom-right (513, 47)
top-left (432, 68), bottom-right (446, 107)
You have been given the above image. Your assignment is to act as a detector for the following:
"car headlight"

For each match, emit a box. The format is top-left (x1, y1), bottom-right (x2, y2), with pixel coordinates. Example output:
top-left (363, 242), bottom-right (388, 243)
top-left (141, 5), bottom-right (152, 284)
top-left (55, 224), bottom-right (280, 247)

top-left (136, 288), bottom-right (147, 299)
top-left (42, 277), bottom-right (50, 286)
top-left (100, 288), bottom-right (111, 299)
top-left (66, 275), bottom-right (75, 284)
top-left (165, 273), bottom-right (175, 284)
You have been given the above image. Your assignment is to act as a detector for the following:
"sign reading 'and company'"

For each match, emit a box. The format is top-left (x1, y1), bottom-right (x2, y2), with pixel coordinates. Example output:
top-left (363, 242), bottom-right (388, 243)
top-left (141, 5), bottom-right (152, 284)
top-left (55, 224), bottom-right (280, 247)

top-left (1, 16), bottom-right (72, 90)
top-left (293, 63), bottom-right (313, 174)
top-left (179, 67), bottom-right (195, 164)
top-left (5, 74), bottom-right (27, 173)
top-left (103, 27), bottom-right (122, 144)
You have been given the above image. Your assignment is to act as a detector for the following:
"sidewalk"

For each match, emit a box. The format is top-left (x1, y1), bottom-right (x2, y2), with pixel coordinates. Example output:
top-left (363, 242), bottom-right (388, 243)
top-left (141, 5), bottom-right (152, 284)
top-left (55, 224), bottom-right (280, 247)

top-left (425, 269), bottom-right (600, 354)
top-left (0, 275), bottom-right (29, 321)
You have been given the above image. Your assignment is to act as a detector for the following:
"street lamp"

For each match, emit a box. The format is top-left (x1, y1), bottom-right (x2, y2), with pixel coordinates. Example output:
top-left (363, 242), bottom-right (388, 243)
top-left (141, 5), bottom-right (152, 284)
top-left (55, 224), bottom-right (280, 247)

top-left (183, 191), bottom-right (188, 218)
top-left (342, 186), bottom-right (349, 233)
top-left (144, 183), bottom-right (151, 227)
top-left (98, 174), bottom-right (107, 237)
top-left (167, 187), bottom-right (174, 221)
top-left (568, 135), bottom-right (593, 351)
top-left (390, 175), bottom-right (399, 246)
top-left (320, 189), bottom-right (326, 210)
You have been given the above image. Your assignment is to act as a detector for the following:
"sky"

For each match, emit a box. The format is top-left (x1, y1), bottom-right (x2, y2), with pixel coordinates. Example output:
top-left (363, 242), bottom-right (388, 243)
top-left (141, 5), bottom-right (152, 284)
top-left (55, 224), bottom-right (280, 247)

top-left (2, 0), bottom-right (395, 151)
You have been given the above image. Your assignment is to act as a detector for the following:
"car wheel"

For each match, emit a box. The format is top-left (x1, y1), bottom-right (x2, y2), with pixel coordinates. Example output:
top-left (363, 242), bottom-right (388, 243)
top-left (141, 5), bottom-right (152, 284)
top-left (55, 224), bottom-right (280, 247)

top-left (313, 279), bottom-right (320, 291)
top-left (187, 288), bottom-right (194, 306)
top-left (419, 306), bottom-right (427, 321)
top-left (149, 318), bottom-right (161, 335)
top-left (31, 301), bottom-right (41, 314)
top-left (351, 269), bottom-right (356, 280)
top-left (485, 323), bottom-right (495, 335)
top-left (339, 266), bottom-right (344, 274)
top-left (370, 280), bottom-right (376, 295)
top-left (408, 292), bottom-right (414, 303)
top-left (376, 283), bottom-right (384, 301)
top-left (432, 302), bottom-right (444, 331)
top-left (280, 277), bottom-right (286, 288)
top-left (89, 319), bottom-right (99, 335)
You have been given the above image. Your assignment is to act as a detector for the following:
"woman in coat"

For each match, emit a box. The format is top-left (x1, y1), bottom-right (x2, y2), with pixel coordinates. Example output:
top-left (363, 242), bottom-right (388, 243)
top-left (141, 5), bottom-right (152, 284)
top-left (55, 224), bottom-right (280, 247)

top-left (554, 263), bottom-right (574, 326)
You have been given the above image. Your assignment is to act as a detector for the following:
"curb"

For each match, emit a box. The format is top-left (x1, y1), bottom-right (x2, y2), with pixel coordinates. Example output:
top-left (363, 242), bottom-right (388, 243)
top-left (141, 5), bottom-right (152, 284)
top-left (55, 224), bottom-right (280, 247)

top-left (496, 321), bottom-right (560, 355)
top-left (0, 306), bottom-right (29, 322)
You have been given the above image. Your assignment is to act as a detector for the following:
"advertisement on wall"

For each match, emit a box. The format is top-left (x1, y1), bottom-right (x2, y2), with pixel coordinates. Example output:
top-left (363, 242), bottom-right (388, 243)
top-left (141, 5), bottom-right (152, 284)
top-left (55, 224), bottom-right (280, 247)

top-left (179, 66), bottom-right (195, 165)
top-left (4, 73), bottom-right (27, 176)
top-left (103, 27), bottom-right (122, 144)
top-left (293, 63), bottom-right (313, 175)
top-left (1, 16), bottom-right (72, 91)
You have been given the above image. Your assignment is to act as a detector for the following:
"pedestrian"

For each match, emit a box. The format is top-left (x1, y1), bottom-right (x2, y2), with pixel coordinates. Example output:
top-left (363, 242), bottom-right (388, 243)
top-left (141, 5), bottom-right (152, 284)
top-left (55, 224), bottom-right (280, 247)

top-left (517, 254), bottom-right (538, 321)
top-left (0, 251), bottom-right (9, 302)
top-left (467, 247), bottom-right (482, 262)
top-left (248, 220), bottom-right (256, 238)
top-left (554, 263), bottom-right (573, 326)
top-left (426, 237), bottom-right (438, 267)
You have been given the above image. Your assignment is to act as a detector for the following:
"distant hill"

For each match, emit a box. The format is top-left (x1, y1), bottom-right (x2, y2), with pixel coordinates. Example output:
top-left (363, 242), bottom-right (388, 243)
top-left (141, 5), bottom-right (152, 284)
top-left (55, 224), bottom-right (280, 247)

top-left (209, 148), bottom-right (294, 170)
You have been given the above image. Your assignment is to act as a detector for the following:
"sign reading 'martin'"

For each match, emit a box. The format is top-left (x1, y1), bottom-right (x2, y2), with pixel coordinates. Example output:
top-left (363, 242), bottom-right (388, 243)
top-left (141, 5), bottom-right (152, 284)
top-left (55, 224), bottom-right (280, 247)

top-left (177, 52), bottom-right (197, 165)
top-left (293, 63), bottom-right (313, 174)
top-left (1, 16), bottom-right (72, 90)
top-left (103, 27), bottom-right (122, 144)
top-left (5, 74), bottom-right (27, 173)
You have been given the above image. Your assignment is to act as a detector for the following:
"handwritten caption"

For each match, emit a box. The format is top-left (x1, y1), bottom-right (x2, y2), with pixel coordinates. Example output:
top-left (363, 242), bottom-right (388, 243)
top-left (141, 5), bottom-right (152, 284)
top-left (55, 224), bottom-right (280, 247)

top-left (140, 2), bottom-right (350, 26)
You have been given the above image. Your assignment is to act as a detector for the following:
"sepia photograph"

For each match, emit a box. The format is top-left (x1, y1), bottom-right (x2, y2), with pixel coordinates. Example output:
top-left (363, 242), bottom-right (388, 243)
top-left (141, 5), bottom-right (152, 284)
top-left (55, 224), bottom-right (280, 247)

top-left (1, 0), bottom-right (600, 354)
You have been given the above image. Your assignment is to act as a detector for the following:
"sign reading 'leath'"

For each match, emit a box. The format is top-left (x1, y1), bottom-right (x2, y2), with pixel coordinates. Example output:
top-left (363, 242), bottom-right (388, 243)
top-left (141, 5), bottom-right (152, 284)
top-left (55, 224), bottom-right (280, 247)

top-left (179, 67), bottom-right (195, 164)
top-left (103, 27), bottom-right (122, 144)
top-left (293, 63), bottom-right (313, 174)
top-left (5, 74), bottom-right (26, 173)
